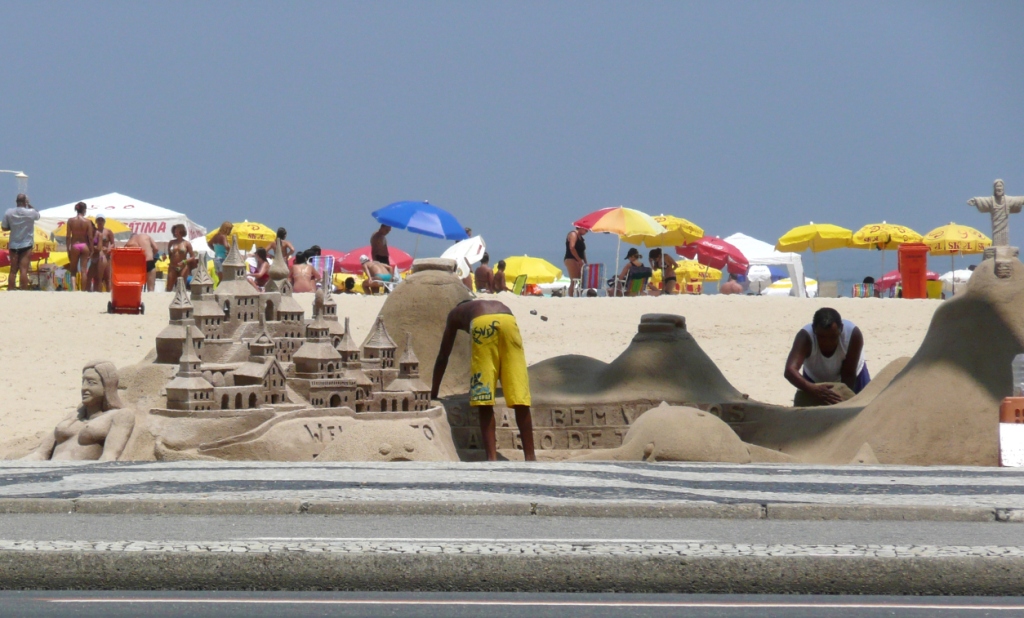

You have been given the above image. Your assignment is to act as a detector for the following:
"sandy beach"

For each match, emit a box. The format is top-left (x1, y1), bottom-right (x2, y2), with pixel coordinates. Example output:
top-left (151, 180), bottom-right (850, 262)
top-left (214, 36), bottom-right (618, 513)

top-left (0, 290), bottom-right (940, 456)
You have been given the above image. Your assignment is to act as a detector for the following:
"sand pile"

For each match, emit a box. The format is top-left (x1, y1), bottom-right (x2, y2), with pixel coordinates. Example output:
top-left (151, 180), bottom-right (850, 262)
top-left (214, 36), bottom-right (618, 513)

top-left (529, 314), bottom-right (745, 405)
top-left (378, 259), bottom-right (473, 398)
top-left (738, 258), bottom-right (1024, 465)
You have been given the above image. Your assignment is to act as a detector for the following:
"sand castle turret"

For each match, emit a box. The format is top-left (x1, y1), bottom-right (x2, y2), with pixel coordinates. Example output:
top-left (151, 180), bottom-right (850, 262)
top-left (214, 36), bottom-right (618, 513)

top-left (361, 316), bottom-right (397, 369)
top-left (292, 291), bottom-right (343, 379)
top-left (382, 333), bottom-right (431, 412)
top-left (165, 329), bottom-right (214, 411)
top-left (215, 237), bottom-right (260, 332)
top-left (155, 278), bottom-right (205, 364)
top-left (190, 252), bottom-right (224, 341)
top-left (264, 238), bottom-right (290, 293)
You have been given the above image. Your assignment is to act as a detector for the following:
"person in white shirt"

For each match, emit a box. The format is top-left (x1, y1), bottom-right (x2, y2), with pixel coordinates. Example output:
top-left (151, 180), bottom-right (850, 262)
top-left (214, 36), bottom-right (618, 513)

top-left (784, 307), bottom-right (869, 405)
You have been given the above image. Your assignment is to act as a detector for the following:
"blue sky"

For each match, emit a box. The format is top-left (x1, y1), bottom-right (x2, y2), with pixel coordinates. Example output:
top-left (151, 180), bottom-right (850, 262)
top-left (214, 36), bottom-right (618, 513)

top-left (2, 1), bottom-right (1022, 279)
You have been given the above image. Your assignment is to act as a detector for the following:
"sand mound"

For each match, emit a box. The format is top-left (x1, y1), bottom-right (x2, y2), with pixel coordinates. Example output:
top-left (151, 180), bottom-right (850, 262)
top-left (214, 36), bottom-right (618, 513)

top-left (529, 314), bottom-right (745, 405)
top-left (573, 403), bottom-right (752, 463)
top-left (739, 258), bottom-right (1024, 465)
top-left (379, 260), bottom-right (473, 398)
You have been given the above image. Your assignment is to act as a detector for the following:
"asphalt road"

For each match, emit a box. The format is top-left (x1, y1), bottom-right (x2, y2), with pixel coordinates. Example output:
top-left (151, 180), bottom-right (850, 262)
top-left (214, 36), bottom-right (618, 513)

top-left (0, 514), bottom-right (1022, 546)
top-left (2, 592), bottom-right (1023, 617)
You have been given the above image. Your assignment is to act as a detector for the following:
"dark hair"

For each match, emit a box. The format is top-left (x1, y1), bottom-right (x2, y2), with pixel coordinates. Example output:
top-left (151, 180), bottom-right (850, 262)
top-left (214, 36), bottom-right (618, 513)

top-left (648, 248), bottom-right (662, 260)
top-left (294, 252), bottom-right (308, 265)
top-left (75, 202), bottom-right (87, 214)
top-left (625, 247), bottom-right (640, 260)
top-left (481, 252), bottom-right (490, 264)
top-left (812, 308), bottom-right (843, 331)
top-left (276, 227), bottom-right (287, 239)
top-left (497, 260), bottom-right (506, 270)
top-left (344, 278), bottom-right (355, 290)
top-left (172, 223), bottom-right (186, 237)
top-left (256, 248), bottom-right (268, 260)
top-left (308, 245), bottom-right (321, 256)
top-left (862, 276), bottom-right (875, 284)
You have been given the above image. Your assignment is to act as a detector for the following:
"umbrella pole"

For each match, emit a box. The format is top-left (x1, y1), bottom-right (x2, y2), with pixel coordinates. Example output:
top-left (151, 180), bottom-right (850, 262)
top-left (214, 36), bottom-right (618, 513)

top-left (951, 254), bottom-right (955, 295)
top-left (614, 237), bottom-right (621, 296)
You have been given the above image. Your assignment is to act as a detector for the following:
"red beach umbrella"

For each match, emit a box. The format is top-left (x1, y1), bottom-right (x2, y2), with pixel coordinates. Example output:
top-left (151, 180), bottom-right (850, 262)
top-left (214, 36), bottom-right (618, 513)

top-left (677, 236), bottom-right (749, 275)
top-left (876, 268), bottom-right (939, 291)
top-left (338, 246), bottom-right (414, 274)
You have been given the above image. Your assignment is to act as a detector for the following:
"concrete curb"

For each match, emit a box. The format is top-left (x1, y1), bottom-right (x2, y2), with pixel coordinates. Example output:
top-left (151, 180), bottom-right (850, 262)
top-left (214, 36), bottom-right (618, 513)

top-left (0, 498), bottom-right (1017, 521)
top-left (0, 551), bottom-right (1021, 594)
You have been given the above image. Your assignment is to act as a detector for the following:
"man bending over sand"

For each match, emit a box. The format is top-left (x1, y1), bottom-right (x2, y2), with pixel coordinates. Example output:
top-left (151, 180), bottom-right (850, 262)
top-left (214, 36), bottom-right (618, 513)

top-left (432, 299), bottom-right (536, 461)
top-left (125, 232), bottom-right (160, 291)
top-left (784, 307), bottom-right (869, 405)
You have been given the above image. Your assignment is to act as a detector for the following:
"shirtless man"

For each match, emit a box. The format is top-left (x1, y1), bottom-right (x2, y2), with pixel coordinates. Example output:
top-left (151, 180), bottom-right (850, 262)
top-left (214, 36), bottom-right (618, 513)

top-left (166, 224), bottom-right (196, 291)
top-left (88, 216), bottom-right (116, 292)
top-left (370, 224), bottom-right (391, 266)
top-left (493, 260), bottom-right (508, 293)
top-left (268, 227), bottom-right (296, 261)
top-left (720, 274), bottom-right (744, 295)
top-left (125, 232), bottom-right (160, 291)
top-left (65, 202), bottom-right (94, 290)
top-left (289, 252), bottom-right (322, 293)
top-left (23, 361), bottom-right (135, 461)
top-left (432, 299), bottom-right (535, 461)
top-left (474, 253), bottom-right (494, 293)
top-left (360, 255), bottom-right (395, 294)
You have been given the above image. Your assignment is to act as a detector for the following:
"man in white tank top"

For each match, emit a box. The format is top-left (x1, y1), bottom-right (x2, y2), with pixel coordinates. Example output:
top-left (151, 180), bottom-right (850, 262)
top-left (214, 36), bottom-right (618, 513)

top-left (784, 308), bottom-right (870, 405)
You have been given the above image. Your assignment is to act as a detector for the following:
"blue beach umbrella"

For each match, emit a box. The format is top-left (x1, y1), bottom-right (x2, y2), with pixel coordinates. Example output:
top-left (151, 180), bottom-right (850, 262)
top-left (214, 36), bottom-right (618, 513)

top-left (372, 201), bottom-right (470, 241)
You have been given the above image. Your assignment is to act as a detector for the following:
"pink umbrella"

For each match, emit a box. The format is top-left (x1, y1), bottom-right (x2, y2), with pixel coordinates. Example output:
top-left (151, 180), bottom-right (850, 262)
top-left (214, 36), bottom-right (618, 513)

top-left (876, 268), bottom-right (939, 291)
top-left (338, 245), bottom-right (414, 274)
top-left (676, 236), bottom-right (749, 275)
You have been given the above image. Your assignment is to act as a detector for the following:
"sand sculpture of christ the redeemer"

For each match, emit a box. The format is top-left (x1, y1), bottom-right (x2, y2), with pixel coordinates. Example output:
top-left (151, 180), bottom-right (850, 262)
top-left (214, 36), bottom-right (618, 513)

top-left (968, 179), bottom-right (1023, 278)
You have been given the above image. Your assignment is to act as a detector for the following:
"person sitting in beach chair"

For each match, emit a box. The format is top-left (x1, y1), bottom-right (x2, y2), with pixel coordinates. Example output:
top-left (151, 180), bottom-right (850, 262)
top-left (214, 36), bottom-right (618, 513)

top-left (784, 308), bottom-right (870, 406)
top-left (613, 248), bottom-right (652, 297)
top-left (360, 255), bottom-right (396, 294)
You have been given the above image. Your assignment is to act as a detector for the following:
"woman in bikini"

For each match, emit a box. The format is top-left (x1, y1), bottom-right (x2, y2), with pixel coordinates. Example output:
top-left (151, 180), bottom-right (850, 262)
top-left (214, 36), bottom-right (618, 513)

top-left (65, 202), bottom-right (94, 290)
top-left (86, 216), bottom-right (116, 292)
top-left (210, 221), bottom-right (233, 278)
top-left (648, 248), bottom-right (679, 295)
top-left (166, 224), bottom-right (196, 291)
top-left (248, 247), bottom-right (271, 290)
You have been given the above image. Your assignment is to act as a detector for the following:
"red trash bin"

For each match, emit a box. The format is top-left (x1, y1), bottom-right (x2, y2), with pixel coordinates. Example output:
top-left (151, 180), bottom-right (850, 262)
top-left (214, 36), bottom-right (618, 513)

top-left (108, 247), bottom-right (147, 314)
top-left (898, 243), bottom-right (929, 299)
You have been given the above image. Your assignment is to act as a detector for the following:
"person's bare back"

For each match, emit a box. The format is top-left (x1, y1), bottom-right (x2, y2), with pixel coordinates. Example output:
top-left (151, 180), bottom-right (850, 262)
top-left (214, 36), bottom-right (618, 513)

top-left (289, 262), bottom-right (321, 293)
top-left (125, 233), bottom-right (157, 260)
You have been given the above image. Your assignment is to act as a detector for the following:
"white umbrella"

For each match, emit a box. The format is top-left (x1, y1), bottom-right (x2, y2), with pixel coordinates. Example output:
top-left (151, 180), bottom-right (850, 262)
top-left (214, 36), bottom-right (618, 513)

top-left (746, 264), bottom-right (773, 295)
top-left (939, 269), bottom-right (973, 296)
top-left (440, 235), bottom-right (486, 279)
top-left (762, 277), bottom-right (818, 297)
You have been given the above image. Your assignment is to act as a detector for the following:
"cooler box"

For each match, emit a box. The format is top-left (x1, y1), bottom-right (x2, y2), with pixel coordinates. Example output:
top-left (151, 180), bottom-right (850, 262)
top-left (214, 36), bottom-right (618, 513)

top-left (898, 243), bottom-right (929, 299)
top-left (108, 247), bottom-right (147, 315)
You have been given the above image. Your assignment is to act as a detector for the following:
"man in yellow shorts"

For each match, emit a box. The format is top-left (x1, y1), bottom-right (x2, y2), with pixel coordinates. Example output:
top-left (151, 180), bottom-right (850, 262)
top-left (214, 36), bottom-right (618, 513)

top-left (431, 299), bottom-right (536, 461)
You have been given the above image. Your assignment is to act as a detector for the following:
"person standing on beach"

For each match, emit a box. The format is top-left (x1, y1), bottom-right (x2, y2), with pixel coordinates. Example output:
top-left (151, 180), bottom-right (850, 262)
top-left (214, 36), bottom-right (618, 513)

top-left (784, 308), bottom-right (870, 405)
top-left (370, 224), bottom-right (391, 266)
top-left (432, 299), bottom-right (535, 461)
top-left (210, 222), bottom-right (233, 279)
top-left (268, 227), bottom-right (295, 261)
top-left (564, 226), bottom-right (587, 296)
top-left (125, 232), bottom-right (159, 291)
top-left (648, 248), bottom-right (678, 295)
top-left (65, 202), bottom-right (94, 290)
top-left (474, 253), bottom-right (494, 293)
top-left (2, 194), bottom-right (40, 290)
top-left (165, 224), bottom-right (196, 291)
top-left (90, 216), bottom-right (116, 293)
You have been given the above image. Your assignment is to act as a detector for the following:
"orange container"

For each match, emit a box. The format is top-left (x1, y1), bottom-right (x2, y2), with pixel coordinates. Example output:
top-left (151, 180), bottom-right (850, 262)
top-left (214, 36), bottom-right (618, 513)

top-left (898, 243), bottom-right (929, 299)
top-left (108, 247), bottom-right (147, 314)
top-left (1001, 398), bottom-right (1024, 424)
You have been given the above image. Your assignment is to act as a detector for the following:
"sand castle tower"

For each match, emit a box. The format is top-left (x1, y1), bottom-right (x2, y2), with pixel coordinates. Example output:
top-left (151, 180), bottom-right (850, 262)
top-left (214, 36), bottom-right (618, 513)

top-left (155, 278), bottom-right (206, 364)
top-left (231, 307), bottom-right (288, 405)
top-left (322, 288), bottom-right (347, 346)
top-left (263, 238), bottom-right (290, 293)
top-left (292, 291), bottom-right (343, 380)
top-left (215, 237), bottom-right (260, 333)
top-left (190, 252), bottom-right (224, 341)
top-left (337, 317), bottom-right (374, 406)
top-left (383, 333), bottom-right (431, 411)
top-left (165, 329), bottom-right (214, 411)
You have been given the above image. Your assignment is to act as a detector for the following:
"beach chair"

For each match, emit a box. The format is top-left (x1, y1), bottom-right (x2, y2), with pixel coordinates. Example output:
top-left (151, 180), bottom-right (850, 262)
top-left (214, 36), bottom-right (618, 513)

top-left (577, 263), bottom-right (605, 296)
top-left (511, 274), bottom-right (528, 296)
top-left (626, 276), bottom-right (649, 297)
top-left (308, 255), bottom-right (335, 290)
top-left (851, 282), bottom-right (874, 298)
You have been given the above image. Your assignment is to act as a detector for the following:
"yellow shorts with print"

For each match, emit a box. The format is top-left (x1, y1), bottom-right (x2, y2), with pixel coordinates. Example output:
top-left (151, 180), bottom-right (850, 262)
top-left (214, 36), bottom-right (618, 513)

top-left (469, 313), bottom-right (531, 407)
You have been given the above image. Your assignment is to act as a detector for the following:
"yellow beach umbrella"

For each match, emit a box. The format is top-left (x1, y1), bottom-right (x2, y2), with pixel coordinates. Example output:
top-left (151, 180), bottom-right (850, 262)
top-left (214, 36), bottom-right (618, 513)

top-left (53, 216), bottom-right (132, 238)
top-left (850, 222), bottom-right (923, 250)
top-left (923, 223), bottom-right (991, 256)
top-left (0, 226), bottom-right (57, 254)
top-left (653, 260), bottom-right (722, 283)
top-left (623, 214), bottom-right (704, 247)
top-left (501, 255), bottom-right (563, 285)
top-left (776, 222), bottom-right (853, 253)
top-left (206, 221), bottom-right (276, 251)
top-left (923, 223), bottom-right (991, 294)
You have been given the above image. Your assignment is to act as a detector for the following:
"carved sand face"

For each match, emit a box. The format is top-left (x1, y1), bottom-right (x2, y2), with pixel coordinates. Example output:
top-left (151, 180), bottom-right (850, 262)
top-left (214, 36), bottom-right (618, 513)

top-left (81, 368), bottom-right (105, 408)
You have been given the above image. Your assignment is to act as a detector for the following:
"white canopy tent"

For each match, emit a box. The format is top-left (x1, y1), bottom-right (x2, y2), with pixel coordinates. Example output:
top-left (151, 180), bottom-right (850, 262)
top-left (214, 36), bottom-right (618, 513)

top-left (37, 192), bottom-right (206, 246)
top-left (723, 232), bottom-right (808, 297)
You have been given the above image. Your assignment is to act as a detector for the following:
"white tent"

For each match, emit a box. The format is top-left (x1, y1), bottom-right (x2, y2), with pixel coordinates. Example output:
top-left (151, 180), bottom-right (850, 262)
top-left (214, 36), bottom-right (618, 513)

top-left (723, 232), bottom-right (808, 297)
top-left (37, 192), bottom-right (206, 245)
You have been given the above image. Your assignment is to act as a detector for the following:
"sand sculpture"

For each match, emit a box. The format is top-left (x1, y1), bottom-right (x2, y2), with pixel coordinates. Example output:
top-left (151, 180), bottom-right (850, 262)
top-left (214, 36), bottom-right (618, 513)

top-left (969, 179), bottom-right (1023, 278)
top-left (22, 361), bottom-right (135, 461)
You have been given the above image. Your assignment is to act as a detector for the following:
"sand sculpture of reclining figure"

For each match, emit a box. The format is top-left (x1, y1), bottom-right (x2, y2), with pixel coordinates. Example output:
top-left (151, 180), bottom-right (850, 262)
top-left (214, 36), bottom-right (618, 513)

top-left (22, 361), bottom-right (135, 461)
